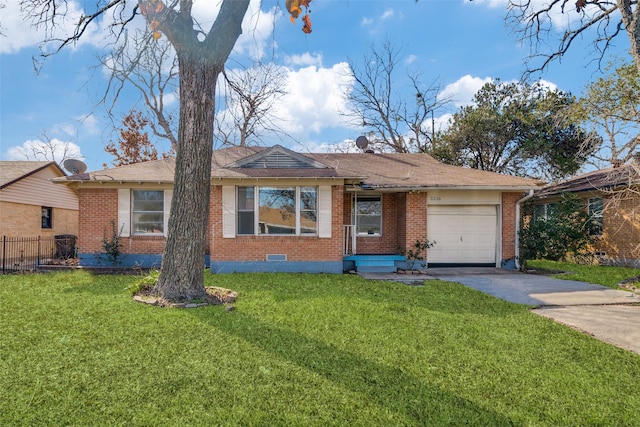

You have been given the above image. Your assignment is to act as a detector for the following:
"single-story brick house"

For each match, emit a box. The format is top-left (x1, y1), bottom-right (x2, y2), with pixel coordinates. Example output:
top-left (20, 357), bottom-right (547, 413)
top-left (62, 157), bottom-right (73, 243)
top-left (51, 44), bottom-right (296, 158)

top-left (1, 161), bottom-right (78, 238)
top-left (531, 159), bottom-right (640, 267)
top-left (54, 145), bottom-right (543, 273)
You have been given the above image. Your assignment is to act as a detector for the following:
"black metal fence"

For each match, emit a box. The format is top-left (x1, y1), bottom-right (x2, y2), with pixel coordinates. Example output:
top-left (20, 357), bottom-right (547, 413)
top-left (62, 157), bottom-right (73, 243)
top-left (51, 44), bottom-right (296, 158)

top-left (1, 235), bottom-right (76, 273)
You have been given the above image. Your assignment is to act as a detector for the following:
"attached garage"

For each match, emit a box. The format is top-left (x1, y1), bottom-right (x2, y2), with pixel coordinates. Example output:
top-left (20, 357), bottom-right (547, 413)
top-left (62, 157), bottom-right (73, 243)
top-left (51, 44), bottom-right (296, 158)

top-left (426, 191), bottom-right (501, 266)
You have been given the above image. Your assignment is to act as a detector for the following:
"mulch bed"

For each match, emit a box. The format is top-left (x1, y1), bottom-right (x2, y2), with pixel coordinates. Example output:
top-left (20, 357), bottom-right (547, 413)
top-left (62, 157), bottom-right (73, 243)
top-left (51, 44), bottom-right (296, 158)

top-left (133, 286), bottom-right (238, 309)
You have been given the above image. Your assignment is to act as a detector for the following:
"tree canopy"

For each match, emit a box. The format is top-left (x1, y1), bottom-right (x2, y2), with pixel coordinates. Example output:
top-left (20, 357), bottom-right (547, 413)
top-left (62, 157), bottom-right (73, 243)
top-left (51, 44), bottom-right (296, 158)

top-left (104, 110), bottom-right (162, 167)
top-left (572, 60), bottom-right (640, 168)
top-left (433, 80), bottom-right (600, 181)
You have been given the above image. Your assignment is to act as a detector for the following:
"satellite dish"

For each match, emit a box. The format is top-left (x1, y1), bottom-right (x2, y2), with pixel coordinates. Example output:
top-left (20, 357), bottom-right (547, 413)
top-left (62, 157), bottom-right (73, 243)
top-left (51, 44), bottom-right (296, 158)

top-left (63, 158), bottom-right (88, 175)
top-left (355, 136), bottom-right (369, 150)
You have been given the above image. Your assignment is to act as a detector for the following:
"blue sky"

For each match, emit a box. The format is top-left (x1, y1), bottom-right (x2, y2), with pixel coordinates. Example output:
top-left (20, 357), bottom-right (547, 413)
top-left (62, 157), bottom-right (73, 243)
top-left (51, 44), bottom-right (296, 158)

top-left (0, 0), bottom-right (631, 172)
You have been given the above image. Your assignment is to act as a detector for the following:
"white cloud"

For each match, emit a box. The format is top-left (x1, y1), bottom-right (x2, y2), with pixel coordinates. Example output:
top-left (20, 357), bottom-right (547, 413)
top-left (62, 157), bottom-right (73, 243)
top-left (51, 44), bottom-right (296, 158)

top-left (213, 61), bottom-right (356, 145)
top-left (433, 113), bottom-right (454, 133)
top-left (0, 2), bottom-right (42, 53)
top-left (1, 1), bottom-right (97, 54)
top-left (271, 62), bottom-right (355, 136)
top-left (470, 0), bottom-right (508, 8)
top-left (284, 52), bottom-right (323, 67)
top-left (2, 0), bottom-right (274, 58)
top-left (6, 139), bottom-right (84, 163)
top-left (536, 79), bottom-right (558, 92)
top-left (296, 137), bottom-right (371, 154)
top-left (381, 9), bottom-right (395, 20)
top-left (1, 1), bottom-right (145, 55)
top-left (361, 17), bottom-right (373, 26)
top-left (439, 75), bottom-right (493, 107)
top-left (232, 0), bottom-right (280, 61)
top-left (405, 54), bottom-right (418, 65)
top-left (76, 114), bottom-right (100, 135)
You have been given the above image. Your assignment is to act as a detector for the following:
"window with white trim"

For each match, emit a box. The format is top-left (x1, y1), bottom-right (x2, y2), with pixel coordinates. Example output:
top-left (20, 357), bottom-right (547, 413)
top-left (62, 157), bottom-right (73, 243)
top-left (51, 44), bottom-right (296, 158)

top-left (588, 197), bottom-right (603, 236)
top-left (533, 203), bottom-right (557, 221)
top-left (237, 186), bottom-right (318, 235)
top-left (132, 190), bottom-right (164, 235)
top-left (353, 194), bottom-right (382, 235)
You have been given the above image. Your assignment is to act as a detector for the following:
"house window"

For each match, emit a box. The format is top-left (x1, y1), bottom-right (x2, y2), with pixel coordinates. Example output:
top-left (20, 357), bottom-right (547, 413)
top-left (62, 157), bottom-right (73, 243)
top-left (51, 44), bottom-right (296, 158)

top-left (533, 203), bottom-right (557, 221)
top-left (588, 197), bottom-right (603, 236)
top-left (41, 207), bottom-right (53, 229)
top-left (132, 190), bottom-right (164, 235)
top-left (236, 186), bottom-right (318, 235)
top-left (353, 194), bottom-right (382, 235)
top-left (237, 186), bottom-right (255, 235)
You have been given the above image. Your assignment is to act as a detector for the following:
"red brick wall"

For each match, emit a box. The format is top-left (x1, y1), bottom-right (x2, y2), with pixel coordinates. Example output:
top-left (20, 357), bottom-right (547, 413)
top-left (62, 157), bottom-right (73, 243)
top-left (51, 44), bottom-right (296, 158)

top-left (353, 193), bottom-right (399, 254)
top-left (502, 192), bottom-right (523, 260)
top-left (342, 192), bottom-right (428, 255)
top-left (77, 188), bottom-right (167, 256)
top-left (78, 188), bottom-right (118, 254)
top-left (209, 185), bottom-right (344, 262)
top-left (404, 192), bottom-right (428, 251)
top-left (396, 193), bottom-right (407, 252)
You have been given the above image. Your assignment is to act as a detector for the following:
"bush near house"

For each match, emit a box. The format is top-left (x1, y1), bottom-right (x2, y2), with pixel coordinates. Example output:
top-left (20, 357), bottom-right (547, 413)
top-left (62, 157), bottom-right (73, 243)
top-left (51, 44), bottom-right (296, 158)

top-left (519, 193), bottom-right (596, 269)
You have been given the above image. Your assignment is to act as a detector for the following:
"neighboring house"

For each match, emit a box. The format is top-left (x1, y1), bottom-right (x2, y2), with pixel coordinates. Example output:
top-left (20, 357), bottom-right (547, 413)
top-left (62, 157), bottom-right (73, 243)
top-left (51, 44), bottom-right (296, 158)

top-left (532, 160), bottom-right (640, 267)
top-left (53, 145), bottom-right (543, 272)
top-left (0, 161), bottom-right (78, 237)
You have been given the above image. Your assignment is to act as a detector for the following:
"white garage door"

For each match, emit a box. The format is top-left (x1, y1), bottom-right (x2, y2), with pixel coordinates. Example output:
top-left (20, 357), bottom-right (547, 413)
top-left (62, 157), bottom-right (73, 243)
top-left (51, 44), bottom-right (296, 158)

top-left (427, 205), bottom-right (497, 264)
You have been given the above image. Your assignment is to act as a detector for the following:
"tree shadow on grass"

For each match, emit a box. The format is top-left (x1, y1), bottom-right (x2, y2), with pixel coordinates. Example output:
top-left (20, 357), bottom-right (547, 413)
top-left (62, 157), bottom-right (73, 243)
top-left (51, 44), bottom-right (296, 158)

top-left (190, 309), bottom-right (516, 426)
top-left (207, 273), bottom-right (524, 317)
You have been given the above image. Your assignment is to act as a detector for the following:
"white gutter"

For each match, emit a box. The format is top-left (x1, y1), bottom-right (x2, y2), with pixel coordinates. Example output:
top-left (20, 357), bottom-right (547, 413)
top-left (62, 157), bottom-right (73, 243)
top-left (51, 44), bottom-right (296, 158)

top-left (514, 189), bottom-right (535, 270)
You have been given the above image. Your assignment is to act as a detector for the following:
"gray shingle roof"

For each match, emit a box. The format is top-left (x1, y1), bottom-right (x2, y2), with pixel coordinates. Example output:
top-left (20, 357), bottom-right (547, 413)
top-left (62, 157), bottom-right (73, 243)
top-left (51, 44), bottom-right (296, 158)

top-left (535, 163), bottom-right (640, 197)
top-left (55, 146), bottom-right (544, 190)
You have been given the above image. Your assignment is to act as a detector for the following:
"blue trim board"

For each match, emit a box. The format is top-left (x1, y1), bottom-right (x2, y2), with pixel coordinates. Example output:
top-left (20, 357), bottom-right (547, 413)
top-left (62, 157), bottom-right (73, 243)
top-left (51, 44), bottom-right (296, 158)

top-left (210, 261), bottom-right (343, 274)
top-left (78, 253), bottom-right (211, 269)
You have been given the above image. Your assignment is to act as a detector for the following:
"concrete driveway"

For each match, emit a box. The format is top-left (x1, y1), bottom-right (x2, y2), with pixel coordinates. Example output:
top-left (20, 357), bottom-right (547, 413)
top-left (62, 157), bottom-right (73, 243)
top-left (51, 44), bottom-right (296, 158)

top-left (427, 268), bottom-right (640, 355)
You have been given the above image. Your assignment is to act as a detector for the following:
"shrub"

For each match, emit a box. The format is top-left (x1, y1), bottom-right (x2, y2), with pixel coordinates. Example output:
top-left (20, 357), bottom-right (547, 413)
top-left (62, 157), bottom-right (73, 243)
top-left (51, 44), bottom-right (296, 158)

top-left (127, 269), bottom-right (160, 295)
top-left (100, 219), bottom-right (123, 265)
top-left (404, 239), bottom-right (436, 270)
top-left (519, 193), bottom-right (595, 269)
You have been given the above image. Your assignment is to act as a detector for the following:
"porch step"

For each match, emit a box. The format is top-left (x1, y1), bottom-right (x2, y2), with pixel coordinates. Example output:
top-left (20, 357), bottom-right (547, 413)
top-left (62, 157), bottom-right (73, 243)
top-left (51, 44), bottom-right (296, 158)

top-left (344, 255), bottom-right (405, 273)
top-left (357, 265), bottom-right (397, 273)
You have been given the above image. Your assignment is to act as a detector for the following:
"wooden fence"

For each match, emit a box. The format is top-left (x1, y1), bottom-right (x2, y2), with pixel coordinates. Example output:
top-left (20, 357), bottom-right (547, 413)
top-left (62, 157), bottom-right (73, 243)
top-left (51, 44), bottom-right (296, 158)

top-left (1, 235), bottom-right (76, 273)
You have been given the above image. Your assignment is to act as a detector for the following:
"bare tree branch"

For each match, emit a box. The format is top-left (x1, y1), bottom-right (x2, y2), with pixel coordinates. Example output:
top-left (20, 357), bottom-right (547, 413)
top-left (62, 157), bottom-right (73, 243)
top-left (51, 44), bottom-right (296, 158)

top-left (343, 39), bottom-right (449, 153)
top-left (216, 63), bottom-right (288, 147)
top-left (508, 0), bottom-right (640, 76)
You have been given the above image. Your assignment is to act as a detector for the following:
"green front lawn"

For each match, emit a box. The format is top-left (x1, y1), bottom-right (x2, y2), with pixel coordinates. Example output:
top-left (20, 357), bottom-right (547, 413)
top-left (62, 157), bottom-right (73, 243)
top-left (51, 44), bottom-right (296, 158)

top-left (526, 259), bottom-right (640, 289)
top-left (1, 271), bottom-right (639, 426)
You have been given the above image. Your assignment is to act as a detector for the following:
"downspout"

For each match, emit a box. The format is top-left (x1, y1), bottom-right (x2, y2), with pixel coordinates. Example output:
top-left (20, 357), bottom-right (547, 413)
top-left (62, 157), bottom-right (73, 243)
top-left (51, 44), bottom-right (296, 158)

top-left (515, 189), bottom-right (535, 270)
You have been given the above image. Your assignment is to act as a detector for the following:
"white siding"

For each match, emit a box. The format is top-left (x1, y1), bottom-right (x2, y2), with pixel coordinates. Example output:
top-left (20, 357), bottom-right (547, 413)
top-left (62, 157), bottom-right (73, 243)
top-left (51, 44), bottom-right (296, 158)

top-left (0, 165), bottom-right (78, 210)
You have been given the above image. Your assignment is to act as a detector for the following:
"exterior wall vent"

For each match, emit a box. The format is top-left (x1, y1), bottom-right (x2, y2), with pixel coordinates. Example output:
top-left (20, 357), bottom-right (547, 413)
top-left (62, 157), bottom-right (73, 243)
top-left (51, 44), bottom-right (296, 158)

top-left (266, 254), bottom-right (287, 262)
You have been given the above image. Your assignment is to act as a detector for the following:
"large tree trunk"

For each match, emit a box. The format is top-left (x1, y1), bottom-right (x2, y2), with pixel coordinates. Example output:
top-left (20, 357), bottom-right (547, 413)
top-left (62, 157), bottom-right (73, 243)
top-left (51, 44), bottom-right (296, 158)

top-left (147, 0), bottom-right (249, 302)
top-left (153, 54), bottom-right (219, 302)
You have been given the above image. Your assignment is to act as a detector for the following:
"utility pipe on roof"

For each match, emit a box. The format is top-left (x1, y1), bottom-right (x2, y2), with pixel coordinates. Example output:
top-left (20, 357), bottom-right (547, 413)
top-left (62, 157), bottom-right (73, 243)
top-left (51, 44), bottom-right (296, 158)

top-left (515, 189), bottom-right (535, 270)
